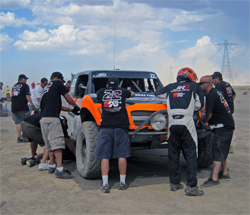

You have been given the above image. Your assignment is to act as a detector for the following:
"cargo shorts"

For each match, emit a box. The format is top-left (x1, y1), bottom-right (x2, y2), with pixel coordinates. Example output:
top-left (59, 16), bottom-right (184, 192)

top-left (12, 110), bottom-right (30, 124)
top-left (40, 117), bottom-right (65, 151)
top-left (95, 128), bottom-right (130, 159)
top-left (21, 121), bottom-right (44, 147)
top-left (212, 129), bottom-right (234, 162)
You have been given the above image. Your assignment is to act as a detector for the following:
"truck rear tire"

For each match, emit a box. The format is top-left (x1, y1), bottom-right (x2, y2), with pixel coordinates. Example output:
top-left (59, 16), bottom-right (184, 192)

top-left (197, 131), bottom-right (214, 168)
top-left (76, 121), bottom-right (101, 179)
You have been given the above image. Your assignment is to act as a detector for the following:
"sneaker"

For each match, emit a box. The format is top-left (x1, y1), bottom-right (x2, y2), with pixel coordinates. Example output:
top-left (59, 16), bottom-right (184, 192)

top-left (26, 159), bottom-right (40, 167)
top-left (185, 186), bottom-right (204, 196)
top-left (218, 171), bottom-right (231, 181)
top-left (17, 137), bottom-right (24, 143)
top-left (100, 184), bottom-right (110, 193)
top-left (19, 156), bottom-right (34, 165)
top-left (118, 182), bottom-right (128, 190)
top-left (170, 183), bottom-right (184, 191)
top-left (19, 134), bottom-right (29, 142)
top-left (54, 168), bottom-right (74, 179)
top-left (200, 178), bottom-right (220, 188)
top-left (38, 162), bottom-right (49, 171)
top-left (48, 166), bottom-right (57, 174)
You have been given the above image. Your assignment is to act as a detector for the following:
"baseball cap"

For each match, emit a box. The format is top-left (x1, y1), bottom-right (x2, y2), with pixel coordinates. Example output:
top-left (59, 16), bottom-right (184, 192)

top-left (50, 71), bottom-right (65, 83)
top-left (212, 71), bottom-right (223, 80)
top-left (107, 77), bottom-right (119, 86)
top-left (18, 74), bottom-right (29, 80)
top-left (31, 82), bottom-right (35, 86)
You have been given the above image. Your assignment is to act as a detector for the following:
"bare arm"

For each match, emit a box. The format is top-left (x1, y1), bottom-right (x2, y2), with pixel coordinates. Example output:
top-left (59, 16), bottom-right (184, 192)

top-left (130, 91), bottom-right (135, 97)
top-left (63, 93), bottom-right (77, 107)
top-left (202, 113), bottom-right (212, 123)
top-left (233, 94), bottom-right (236, 101)
top-left (26, 95), bottom-right (34, 106)
top-left (61, 106), bottom-right (73, 112)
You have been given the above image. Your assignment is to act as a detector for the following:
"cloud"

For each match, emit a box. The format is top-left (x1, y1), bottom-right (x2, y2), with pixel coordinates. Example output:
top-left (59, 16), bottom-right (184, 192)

top-left (0, 12), bottom-right (32, 28)
top-left (178, 36), bottom-right (219, 71)
top-left (0, 0), bottom-right (31, 9)
top-left (13, 25), bottom-right (108, 55)
top-left (117, 41), bottom-right (160, 61)
top-left (137, 36), bottom-right (221, 84)
top-left (26, 0), bottom-right (218, 32)
top-left (0, 33), bottom-right (14, 51)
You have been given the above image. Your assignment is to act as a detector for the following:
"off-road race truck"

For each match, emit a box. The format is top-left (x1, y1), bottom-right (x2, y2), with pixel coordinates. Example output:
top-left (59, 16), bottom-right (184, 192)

top-left (66, 70), bottom-right (213, 179)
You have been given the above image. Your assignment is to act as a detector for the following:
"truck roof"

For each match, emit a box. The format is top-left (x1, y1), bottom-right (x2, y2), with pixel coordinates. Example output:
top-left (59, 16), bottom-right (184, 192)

top-left (73, 70), bottom-right (158, 79)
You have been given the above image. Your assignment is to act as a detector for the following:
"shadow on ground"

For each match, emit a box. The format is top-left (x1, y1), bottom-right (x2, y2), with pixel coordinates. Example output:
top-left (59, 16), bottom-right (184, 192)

top-left (64, 148), bottom-right (212, 190)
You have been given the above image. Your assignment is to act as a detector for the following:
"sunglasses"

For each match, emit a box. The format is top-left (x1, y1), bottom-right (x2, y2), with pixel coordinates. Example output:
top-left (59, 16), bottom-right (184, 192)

top-left (199, 82), bottom-right (209, 85)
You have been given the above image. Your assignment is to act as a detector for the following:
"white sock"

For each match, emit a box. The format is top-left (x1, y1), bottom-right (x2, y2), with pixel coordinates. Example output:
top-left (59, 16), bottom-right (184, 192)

top-left (120, 175), bottom-right (126, 184)
top-left (57, 167), bottom-right (63, 172)
top-left (49, 164), bottom-right (56, 168)
top-left (102, 175), bottom-right (108, 186)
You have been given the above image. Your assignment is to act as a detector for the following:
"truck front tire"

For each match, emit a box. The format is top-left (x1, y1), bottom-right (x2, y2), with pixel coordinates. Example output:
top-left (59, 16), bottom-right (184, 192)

top-left (76, 121), bottom-right (101, 179)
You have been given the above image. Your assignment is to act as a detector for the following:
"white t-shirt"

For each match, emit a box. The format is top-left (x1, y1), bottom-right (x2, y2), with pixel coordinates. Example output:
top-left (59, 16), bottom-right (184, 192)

top-left (32, 85), bottom-right (44, 109)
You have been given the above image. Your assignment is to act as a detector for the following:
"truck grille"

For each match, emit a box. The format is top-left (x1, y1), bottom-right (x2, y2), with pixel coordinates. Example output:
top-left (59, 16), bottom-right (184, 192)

top-left (131, 111), bottom-right (154, 126)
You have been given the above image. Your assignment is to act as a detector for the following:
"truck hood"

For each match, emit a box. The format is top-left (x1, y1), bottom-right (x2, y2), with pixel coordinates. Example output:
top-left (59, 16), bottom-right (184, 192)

top-left (126, 92), bottom-right (166, 104)
top-left (89, 92), bottom-right (166, 104)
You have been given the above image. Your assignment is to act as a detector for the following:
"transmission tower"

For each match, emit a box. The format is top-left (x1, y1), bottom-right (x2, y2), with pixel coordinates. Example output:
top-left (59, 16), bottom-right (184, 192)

top-left (214, 40), bottom-right (237, 85)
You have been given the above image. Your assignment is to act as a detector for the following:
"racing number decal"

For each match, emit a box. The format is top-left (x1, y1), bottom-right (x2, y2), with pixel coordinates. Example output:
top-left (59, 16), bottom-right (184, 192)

top-left (150, 73), bottom-right (156, 78)
top-left (102, 89), bottom-right (122, 111)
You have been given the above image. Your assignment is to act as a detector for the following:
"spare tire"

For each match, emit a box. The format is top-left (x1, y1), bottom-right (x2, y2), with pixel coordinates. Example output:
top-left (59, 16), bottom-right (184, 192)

top-left (197, 130), bottom-right (214, 168)
top-left (76, 121), bottom-right (101, 179)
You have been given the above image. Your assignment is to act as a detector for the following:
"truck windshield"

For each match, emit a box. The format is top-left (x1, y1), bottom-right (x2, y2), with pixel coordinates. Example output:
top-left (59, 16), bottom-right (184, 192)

top-left (93, 78), bottom-right (162, 93)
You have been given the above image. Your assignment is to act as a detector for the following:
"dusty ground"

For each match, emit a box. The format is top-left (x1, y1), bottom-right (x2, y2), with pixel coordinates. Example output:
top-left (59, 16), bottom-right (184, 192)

top-left (0, 88), bottom-right (249, 215)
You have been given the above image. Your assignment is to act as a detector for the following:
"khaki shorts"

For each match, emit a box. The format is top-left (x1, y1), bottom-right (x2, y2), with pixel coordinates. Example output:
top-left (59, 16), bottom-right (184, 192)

top-left (40, 117), bottom-right (65, 151)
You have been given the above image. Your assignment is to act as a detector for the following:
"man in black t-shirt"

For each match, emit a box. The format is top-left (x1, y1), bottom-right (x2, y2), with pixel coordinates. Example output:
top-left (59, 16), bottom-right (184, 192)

top-left (11, 74), bottom-right (36, 143)
top-left (212, 72), bottom-right (236, 114)
top-left (212, 71), bottom-right (236, 153)
top-left (95, 77), bottom-right (135, 193)
top-left (199, 75), bottom-right (235, 188)
top-left (40, 71), bottom-right (80, 179)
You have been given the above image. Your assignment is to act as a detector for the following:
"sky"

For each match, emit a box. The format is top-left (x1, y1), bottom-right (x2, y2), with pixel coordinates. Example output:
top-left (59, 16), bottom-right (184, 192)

top-left (0, 0), bottom-right (249, 89)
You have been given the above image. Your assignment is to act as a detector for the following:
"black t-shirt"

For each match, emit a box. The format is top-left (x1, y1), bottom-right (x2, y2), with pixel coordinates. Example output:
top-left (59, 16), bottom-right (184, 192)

top-left (215, 81), bottom-right (236, 114)
top-left (24, 113), bottom-right (41, 127)
top-left (23, 113), bottom-right (69, 137)
top-left (206, 88), bottom-right (235, 131)
top-left (11, 82), bottom-right (30, 112)
top-left (97, 87), bottom-right (131, 129)
top-left (40, 80), bottom-right (68, 118)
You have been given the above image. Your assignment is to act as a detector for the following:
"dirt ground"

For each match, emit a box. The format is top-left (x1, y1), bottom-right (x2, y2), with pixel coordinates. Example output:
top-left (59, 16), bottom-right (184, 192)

top-left (0, 88), bottom-right (249, 215)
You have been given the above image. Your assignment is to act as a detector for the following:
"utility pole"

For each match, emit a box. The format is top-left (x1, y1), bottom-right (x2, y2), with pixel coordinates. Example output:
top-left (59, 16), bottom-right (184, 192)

top-left (113, 19), bottom-right (116, 70)
top-left (214, 40), bottom-right (237, 85)
top-left (167, 66), bottom-right (176, 83)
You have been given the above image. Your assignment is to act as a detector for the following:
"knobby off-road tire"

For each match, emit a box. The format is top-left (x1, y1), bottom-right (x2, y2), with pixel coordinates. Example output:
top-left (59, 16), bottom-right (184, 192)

top-left (76, 121), bottom-right (101, 179)
top-left (197, 131), bottom-right (214, 168)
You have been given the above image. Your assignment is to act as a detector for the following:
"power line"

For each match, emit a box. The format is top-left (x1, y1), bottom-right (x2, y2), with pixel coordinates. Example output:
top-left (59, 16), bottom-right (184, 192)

top-left (202, 57), bottom-right (223, 73)
top-left (197, 49), bottom-right (221, 70)
top-left (231, 51), bottom-right (249, 56)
